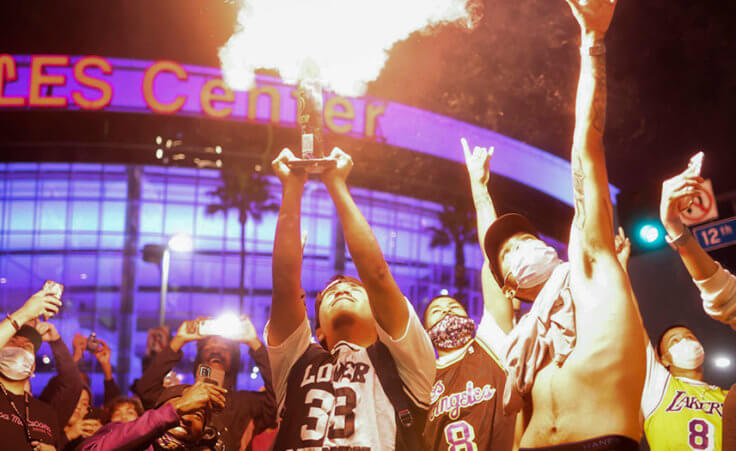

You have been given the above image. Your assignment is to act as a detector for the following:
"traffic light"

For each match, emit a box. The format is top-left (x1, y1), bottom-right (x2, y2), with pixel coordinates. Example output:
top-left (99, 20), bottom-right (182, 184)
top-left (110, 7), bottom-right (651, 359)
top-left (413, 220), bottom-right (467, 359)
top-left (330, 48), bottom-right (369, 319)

top-left (617, 184), bottom-right (668, 254)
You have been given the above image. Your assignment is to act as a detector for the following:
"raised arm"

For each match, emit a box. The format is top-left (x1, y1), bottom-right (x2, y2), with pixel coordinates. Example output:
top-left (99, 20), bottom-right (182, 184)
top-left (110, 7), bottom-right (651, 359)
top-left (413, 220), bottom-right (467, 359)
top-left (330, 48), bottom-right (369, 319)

top-left (566, 0), bottom-right (618, 256)
top-left (660, 167), bottom-right (736, 327)
top-left (1, 290), bottom-right (61, 349)
top-left (322, 148), bottom-right (408, 339)
top-left (268, 149), bottom-right (308, 346)
top-left (461, 138), bottom-right (513, 332)
top-left (660, 168), bottom-right (716, 280)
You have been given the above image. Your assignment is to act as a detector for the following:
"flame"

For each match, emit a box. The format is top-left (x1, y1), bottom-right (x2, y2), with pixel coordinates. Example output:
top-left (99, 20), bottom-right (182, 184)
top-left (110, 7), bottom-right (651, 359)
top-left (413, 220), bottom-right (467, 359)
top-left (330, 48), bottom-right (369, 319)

top-left (219, 0), bottom-right (480, 96)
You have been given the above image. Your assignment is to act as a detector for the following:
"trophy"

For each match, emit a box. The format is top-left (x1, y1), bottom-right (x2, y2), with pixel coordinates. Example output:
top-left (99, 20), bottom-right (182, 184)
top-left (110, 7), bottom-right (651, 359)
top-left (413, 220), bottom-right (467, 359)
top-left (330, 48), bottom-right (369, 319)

top-left (287, 80), bottom-right (336, 173)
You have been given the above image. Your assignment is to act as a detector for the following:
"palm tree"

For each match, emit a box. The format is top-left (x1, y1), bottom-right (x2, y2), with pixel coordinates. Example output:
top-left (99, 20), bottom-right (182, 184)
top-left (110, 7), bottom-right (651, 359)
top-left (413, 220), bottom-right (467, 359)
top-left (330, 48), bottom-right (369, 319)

top-left (207, 166), bottom-right (277, 313)
top-left (426, 203), bottom-right (477, 302)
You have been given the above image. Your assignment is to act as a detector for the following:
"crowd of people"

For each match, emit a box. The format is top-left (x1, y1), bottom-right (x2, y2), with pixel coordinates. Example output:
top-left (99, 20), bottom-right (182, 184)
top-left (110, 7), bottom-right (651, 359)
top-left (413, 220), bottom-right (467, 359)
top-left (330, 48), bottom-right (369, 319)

top-left (2, 0), bottom-right (736, 450)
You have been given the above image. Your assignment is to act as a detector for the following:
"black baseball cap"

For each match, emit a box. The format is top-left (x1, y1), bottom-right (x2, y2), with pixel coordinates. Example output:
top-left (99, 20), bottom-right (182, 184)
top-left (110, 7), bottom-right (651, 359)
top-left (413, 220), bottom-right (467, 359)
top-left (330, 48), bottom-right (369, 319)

top-left (15, 325), bottom-right (42, 353)
top-left (483, 213), bottom-right (539, 286)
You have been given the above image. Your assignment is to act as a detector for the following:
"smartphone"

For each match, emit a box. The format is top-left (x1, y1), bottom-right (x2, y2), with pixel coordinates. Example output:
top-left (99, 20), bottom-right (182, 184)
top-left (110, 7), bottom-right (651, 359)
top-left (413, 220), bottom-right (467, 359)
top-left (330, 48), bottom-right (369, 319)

top-left (43, 280), bottom-right (63, 300)
top-left (199, 319), bottom-right (246, 337)
top-left (87, 333), bottom-right (100, 353)
top-left (195, 364), bottom-right (225, 387)
top-left (688, 151), bottom-right (704, 177)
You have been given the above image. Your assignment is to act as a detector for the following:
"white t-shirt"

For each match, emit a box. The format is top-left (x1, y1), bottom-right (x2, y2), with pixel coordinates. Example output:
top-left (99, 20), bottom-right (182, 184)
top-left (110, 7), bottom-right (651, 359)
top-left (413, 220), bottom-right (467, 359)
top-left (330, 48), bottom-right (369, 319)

top-left (265, 298), bottom-right (435, 450)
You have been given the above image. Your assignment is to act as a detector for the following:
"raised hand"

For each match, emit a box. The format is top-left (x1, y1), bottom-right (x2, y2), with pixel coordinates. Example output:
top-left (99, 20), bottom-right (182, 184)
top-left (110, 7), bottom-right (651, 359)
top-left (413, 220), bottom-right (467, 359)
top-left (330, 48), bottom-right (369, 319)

top-left (72, 334), bottom-right (87, 363)
top-left (170, 317), bottom-right (205, 352)
top-left (231, 316), bottom-right (260, 349)
top-left (172, 381), bottom-right (228, 414)
top-left (321, 147), bottom-right (353, 186)
top-left (615, 227), bottom-right (632, 270)
top-left (659, 170), bottom-right (705, 238)
top-left (461, 137), bottom-right (493, 186)
top-left (35, 322), bottom-right (60, 342)
top-left (18, 289), bottom-right (62, 323)
top-left (565, 0), bottom-right (618, 36)
top-left (272, 148), bottom-right (307, 186)
top-left (93, 340), bottom-right (111, 365)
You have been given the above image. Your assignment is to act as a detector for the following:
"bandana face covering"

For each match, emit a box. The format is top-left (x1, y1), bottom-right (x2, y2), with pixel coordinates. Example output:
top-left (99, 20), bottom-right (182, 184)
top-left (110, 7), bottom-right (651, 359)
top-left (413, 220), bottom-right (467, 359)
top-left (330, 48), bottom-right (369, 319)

top-left (428, 314), bottom-right (476, 351)
top-left (504, 240), bottom-right (561, 290)
top-left (0, 346), bottom-right (34, 381)
top-left (669, 339), bottom-right (705, 370)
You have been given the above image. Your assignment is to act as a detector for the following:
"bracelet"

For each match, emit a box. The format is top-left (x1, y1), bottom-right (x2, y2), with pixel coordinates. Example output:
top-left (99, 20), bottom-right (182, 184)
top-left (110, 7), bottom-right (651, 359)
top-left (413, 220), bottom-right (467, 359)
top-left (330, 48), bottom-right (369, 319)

top-left (666, 226), bottom-right (692, 250)
top-left (5, 314), bottom-right (20, 332)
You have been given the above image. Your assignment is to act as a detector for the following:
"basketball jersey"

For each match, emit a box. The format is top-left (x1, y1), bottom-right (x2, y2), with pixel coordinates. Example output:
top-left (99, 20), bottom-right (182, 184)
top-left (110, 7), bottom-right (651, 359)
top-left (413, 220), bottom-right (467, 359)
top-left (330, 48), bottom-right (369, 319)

top-left (642, 345), bottom-right (727, 450)
top-left (424, 336), bottom-right (515, 451)
top-left (265, 303), bottom-right (435, 451)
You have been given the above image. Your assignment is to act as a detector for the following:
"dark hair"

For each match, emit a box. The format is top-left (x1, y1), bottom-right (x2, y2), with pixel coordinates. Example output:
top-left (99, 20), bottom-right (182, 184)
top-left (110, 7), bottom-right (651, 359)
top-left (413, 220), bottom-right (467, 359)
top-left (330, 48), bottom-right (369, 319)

top-left (314, 275), bottom-right (364, 330)
top-left (655, 324), bottom-right (691, 359)
top-left (106, 396), bottom-right (144, 419)
top-left (422, 295), bottom-right (468, 328)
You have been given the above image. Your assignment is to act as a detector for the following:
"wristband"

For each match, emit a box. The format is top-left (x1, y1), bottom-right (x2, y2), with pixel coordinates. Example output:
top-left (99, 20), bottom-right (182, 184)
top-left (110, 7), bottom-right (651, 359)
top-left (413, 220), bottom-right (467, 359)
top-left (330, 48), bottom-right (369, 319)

top-left (666, 226), bottom-right (692, 250)
top-left (581, 39), bottom-right (606, 56)
top-left (5, 314), bottom-right (20, 332)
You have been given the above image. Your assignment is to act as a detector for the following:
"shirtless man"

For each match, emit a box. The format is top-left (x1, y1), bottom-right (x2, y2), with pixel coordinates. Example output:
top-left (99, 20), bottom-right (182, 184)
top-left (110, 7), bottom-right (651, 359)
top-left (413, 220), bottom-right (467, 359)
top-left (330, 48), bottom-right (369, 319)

top-left (479, 0), bottom-right (647, 448)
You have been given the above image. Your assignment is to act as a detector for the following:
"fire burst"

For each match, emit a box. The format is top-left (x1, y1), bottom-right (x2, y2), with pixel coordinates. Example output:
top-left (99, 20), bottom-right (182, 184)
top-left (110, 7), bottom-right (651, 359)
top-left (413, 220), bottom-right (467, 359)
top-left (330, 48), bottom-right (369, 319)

top-left (219, 0), bottom-right (481, 96)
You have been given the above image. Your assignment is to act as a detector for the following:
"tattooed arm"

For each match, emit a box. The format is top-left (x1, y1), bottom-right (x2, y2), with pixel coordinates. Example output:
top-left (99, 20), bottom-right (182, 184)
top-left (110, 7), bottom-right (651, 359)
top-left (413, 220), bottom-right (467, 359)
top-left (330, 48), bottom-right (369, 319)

top-left (566, 0), bottom-right (618, 258)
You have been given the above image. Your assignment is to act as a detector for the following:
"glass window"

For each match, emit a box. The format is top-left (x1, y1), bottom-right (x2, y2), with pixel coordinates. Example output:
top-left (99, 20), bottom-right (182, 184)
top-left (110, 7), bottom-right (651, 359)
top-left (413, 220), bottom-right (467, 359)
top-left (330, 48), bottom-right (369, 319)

top-left (38, 200), bottom-right (67, 231)
top-left (101, 201), bottom-right (126, 232)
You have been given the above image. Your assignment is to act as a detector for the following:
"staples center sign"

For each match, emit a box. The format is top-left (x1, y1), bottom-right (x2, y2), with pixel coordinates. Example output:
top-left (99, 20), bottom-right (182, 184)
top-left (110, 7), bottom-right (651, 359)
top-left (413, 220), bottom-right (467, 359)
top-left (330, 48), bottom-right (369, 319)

top-left (0, 54), bottom-right (618, 207)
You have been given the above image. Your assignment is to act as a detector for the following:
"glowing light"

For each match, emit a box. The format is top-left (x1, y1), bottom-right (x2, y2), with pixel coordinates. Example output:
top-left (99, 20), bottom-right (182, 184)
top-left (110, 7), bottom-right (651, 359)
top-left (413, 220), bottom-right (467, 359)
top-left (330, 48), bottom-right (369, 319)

top-left (202, 313), bottom-right (243, 339)
top-left (41, 355), bottom-right (51, 365)
top-left (80, 273), bottom-right (88, 280)
top-left (215, 145), bottom-right (222, 154)
top-left (715, 356), bottom-right (731, 369)
top-left (155, 136), bottom-right (162, 145)
top-left (0, 278), bottom-right (6, 284)
top-left (168, 233), bottom-right (193, 252)
top-left (439, 289), bottom-right (449, 296)
top-left (250, 372), bottom-right (258, 380)
top-left (155, 148), bottom-right (164, 159)
top-left (219, 0), bottom-right (481, 96)
top-left (639, 224), bottom-right (660, 244)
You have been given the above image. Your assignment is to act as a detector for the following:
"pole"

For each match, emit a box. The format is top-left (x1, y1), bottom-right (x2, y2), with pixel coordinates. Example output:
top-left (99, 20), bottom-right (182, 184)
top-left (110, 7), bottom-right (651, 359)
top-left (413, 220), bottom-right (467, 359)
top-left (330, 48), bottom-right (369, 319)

top-left (159, 247), bottom-right (170, 326)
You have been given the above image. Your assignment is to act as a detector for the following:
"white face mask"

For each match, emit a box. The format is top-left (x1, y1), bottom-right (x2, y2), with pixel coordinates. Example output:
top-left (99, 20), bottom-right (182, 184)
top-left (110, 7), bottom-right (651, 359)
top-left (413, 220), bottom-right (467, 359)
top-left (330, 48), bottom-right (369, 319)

top-left (504, 240), bottom-right (561, 290)
top-left (0, 346), bottom-right (35, 381)
top-left (668, 339), bottom-right (705, 370)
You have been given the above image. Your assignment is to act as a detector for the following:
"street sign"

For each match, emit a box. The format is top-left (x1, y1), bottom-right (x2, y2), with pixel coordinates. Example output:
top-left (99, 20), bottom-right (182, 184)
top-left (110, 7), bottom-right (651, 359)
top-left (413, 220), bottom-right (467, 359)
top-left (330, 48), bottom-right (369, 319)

top-left (693, 216), bottom-right (736, 251)
top-left (680, 179), bottom-right (719, 226)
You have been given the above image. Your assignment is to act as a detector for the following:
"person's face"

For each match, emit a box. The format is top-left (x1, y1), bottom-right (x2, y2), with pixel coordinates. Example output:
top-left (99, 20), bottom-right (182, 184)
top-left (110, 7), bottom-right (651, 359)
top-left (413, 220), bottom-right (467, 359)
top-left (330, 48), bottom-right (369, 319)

top-left (164, 399), bottom-right (207, 444)
top-left (200, 337), bottom-right (232, 372)
top-left (660, 327), bottom-right (703, 367)
top-left (68, 389), bottom-right (90, 426)
top-left (497, 233), bottom-right (543, 284)
top-left (424, 297), bottom-right (468, 330)
top-left (5, 336), bottom-right (35, 355)
top-left (110, 402), bottom-right (139, 423)
top-left (318, 280), bottom-right (374, 341)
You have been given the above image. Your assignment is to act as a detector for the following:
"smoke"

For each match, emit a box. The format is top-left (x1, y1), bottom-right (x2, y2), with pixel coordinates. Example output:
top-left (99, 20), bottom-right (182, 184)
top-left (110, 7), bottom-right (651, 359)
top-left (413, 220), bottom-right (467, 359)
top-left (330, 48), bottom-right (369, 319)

top-left (219, 0), bottom-right (481, 96)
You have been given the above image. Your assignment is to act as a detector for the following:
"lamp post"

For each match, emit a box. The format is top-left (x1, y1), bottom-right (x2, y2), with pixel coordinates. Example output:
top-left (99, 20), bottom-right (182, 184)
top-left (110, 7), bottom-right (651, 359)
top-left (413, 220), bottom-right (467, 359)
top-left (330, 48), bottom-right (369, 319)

top-left (143, 233), bottom-right (193, 326)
